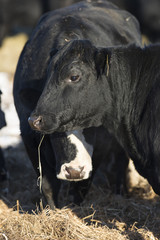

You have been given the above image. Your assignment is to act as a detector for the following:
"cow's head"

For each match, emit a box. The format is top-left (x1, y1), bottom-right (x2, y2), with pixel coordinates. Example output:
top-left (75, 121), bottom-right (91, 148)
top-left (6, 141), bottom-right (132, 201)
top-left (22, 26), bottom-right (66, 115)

top-left (51, 128), bottom-right (96, 181)
top-left (28, 39), bottom-right (109, 134)
top-left (19, 84), bottom-right (97, 182)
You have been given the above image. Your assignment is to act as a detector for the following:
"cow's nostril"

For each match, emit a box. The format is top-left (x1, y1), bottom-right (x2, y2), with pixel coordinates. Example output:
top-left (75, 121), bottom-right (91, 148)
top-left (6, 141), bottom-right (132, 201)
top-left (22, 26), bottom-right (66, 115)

top-left (79, 166), bottom-right (84, 173)
top-left (28, 116), bottom-right (43, 130)
top-left (65, 166), bottom-right (85, 180)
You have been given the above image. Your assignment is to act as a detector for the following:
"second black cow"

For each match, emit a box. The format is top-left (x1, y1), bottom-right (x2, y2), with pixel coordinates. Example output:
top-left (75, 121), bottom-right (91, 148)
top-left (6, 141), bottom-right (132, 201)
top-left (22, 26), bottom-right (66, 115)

top-left (14, 0), bottom-right (142, 208)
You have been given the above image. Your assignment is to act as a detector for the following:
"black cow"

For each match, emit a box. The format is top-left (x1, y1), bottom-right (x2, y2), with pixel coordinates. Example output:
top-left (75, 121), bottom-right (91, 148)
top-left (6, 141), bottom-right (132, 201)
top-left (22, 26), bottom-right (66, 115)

top-left (41, 0), bottom-right (160, 43)
top-left (28, 40), bottom-right (160, 197)
top-left (51, 127), bottom-right (129, 204)
top-left (13, 0), bottom-right (141, 208)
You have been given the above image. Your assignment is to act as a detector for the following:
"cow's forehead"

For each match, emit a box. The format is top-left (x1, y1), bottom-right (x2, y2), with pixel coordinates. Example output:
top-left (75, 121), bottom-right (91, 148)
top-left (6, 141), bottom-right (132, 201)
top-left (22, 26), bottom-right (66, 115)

top-left (53, 39), bottom-right (95, 66)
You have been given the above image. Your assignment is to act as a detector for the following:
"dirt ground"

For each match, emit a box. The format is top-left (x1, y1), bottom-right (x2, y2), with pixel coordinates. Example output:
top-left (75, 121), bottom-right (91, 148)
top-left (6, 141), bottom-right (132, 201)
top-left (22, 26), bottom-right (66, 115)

top-left (0, 34), bottom-right (160, 240)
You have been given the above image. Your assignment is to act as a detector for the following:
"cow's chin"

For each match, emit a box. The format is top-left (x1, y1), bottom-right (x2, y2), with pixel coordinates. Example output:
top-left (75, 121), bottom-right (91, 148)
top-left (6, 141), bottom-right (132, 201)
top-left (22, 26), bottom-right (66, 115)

top-left (37, 123), bottom-right (79, 135)
top-left (55, 116), bottom-right (102, 133)
top-left (36, 118), bottom-right (82, 134)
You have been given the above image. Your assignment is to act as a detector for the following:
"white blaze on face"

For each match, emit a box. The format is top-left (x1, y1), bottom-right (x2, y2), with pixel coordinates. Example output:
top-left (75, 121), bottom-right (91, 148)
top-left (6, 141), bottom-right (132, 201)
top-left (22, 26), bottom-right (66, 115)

top-left (57, 130), bottom-right (93, 181)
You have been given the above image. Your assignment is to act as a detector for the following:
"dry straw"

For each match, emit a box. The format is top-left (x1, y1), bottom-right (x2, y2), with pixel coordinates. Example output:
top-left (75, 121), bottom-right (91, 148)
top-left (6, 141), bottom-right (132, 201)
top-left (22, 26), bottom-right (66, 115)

top-left (37, 134), bottom-right (45, 194)
top-left (0, 204), bottom-right (158, 240)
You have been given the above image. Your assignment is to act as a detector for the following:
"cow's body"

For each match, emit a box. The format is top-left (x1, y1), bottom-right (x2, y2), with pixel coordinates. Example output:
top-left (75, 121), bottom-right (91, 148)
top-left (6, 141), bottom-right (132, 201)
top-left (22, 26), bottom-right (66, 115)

top-left (14, 0), bottom-right (141, 208)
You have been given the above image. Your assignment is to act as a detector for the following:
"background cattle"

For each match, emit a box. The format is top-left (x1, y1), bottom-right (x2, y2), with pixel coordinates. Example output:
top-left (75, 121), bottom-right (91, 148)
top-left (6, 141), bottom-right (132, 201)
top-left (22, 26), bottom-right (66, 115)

top-left (14, 0), bottom-right (142, 208)
top-left (1, 0), bottom-right (160, 45)
top-left (41, 0), bottom-right (160, 43)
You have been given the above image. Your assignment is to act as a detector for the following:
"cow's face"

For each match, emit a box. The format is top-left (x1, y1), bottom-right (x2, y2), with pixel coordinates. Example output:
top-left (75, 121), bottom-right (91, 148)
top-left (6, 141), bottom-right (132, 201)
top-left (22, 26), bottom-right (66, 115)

top-left (51, 128), bottom-right (96, 181)
top-left (29, 40), bottom-right (107, 134)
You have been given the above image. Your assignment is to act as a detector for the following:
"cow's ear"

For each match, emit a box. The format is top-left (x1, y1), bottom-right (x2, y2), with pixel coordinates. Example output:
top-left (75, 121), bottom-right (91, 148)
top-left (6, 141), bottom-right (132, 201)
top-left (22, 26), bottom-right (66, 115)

top-left (19, 88), bottom-right (41, 111)
top-left (94, 48), bottom-right (110, 78)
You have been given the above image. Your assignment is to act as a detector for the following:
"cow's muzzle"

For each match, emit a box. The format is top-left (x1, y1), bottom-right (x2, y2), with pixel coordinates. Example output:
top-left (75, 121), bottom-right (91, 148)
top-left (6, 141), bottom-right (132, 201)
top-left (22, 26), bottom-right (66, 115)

top-left (28, 115), bottom-right (43, 131)
top-left (65, 166), bottom-right (85, 180)
top-left (57, 165), bottom-right (92, 181)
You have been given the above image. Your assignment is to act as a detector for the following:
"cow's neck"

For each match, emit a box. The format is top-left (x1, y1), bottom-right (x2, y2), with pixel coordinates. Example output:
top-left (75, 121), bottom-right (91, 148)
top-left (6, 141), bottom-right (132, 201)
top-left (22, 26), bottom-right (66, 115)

top-left (102, 44), bottom-right (160, 165)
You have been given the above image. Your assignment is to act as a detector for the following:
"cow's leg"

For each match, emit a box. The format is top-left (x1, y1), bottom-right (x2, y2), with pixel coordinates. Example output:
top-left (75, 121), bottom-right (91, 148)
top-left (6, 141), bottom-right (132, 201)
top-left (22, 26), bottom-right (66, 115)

top-left (69, 177), bottom-right (93, 205)
top-left (0, 147), bottom-right (7, 177)
top-left (70, 151), bottom-right (103, 205)
top-left (22, 133), bottom-right (61, 209)
top-left (40, 138), bottom-right (61, 209)
top-left (41, 169), bottom-right (61, 209)
top-left (114, 144), bottom-right (129, 195)
top-left (0, 147), bottom-right (9, 194)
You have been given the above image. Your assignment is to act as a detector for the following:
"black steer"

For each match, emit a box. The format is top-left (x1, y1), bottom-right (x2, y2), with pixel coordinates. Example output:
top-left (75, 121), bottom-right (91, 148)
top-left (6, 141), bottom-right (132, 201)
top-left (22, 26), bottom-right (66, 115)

top-left (41, 0), bottom-right (160, 43)
top-left (51, 127), bottom-right (129, 203)
top-left (14, 0), bottom-right (141, 208)
top-left (30, 40), bottom-right (160, 197)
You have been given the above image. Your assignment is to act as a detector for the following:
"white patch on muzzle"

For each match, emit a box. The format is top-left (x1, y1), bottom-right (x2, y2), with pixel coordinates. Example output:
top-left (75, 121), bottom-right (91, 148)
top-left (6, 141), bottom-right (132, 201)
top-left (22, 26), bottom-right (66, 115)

top-left (57, 130), bottom-right (93, 181)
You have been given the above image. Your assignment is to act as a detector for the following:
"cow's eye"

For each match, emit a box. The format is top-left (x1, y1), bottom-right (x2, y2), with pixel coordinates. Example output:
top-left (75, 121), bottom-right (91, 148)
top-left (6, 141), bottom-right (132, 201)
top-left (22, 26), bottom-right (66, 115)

top-left (70, 75), bottom-right (80, 82)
